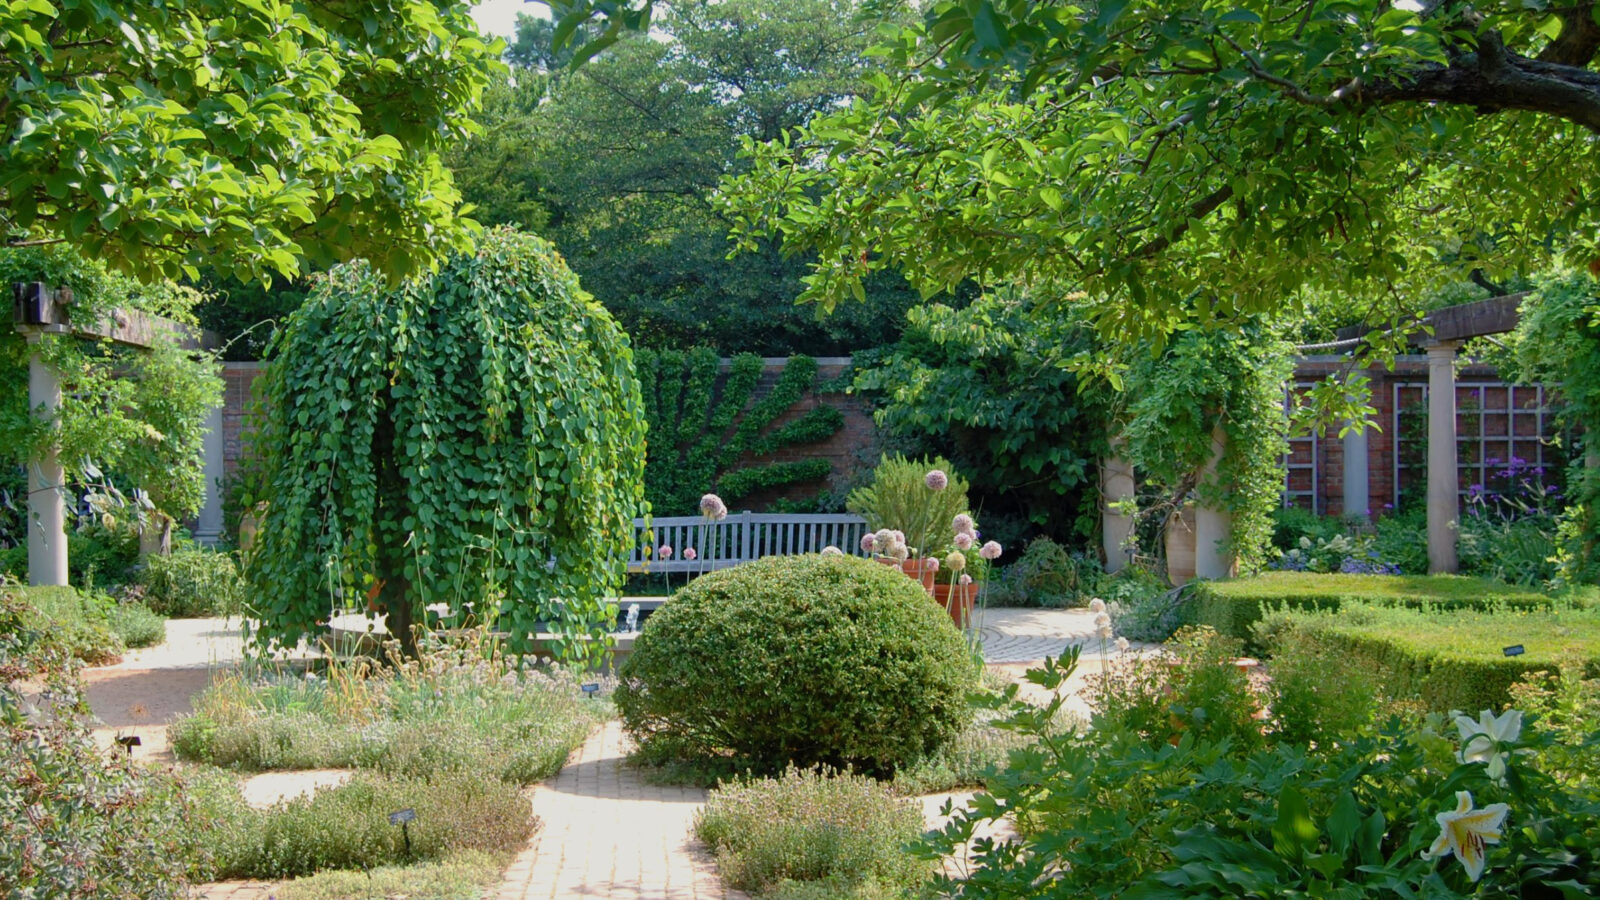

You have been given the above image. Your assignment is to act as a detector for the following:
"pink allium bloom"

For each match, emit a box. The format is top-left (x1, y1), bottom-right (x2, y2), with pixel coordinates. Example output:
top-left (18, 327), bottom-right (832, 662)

top-left (860, 533), bottom-right (878, 554)
top-left (926, 556), bottom-right (941, 573)
top-left (925, 469), bottom-right (949, 490)
top-left (953, 532), bottom-right (974, 550)
top-left (699, 493), bottom-right (728, 520)
top-left (958, 573), bottom-right (973, 586)
top-left (658, 545), bottom-right (673, 560)
top-left (684, 547), bottom-right (698, 561)
top-left (979, 540), bottom-right (1002, 560)
top-left (890, 530), bottom-right (906, 545)
top-left (952, 513), bottom-right (975, 535)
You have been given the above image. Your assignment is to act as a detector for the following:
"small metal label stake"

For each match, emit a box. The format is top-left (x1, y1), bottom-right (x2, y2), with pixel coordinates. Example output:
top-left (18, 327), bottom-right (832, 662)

top-left (389, 808), bottom-right (416, 855)
top-left (1502, 645), bottom-right (1525, 657)
top-left (581, 682), bottom-right (600, 698)
top-left (115, 735), bottom-right (141, 758)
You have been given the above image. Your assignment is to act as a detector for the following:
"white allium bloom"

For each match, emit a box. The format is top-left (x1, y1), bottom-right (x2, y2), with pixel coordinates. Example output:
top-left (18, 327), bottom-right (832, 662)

top-left (1093, 612), bottom-right (1112, 629)
top-left (1115, 637), bottom-right (1131, 652)
top-left (1088, 598), bottom-right (1107, 613)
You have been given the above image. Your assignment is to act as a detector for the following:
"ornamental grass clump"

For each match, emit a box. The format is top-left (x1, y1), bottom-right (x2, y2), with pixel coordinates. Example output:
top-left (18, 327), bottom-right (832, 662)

top-left (694, 766), bottom-right (930, 897)
top-left (616, 554), bottom-right (972, 775)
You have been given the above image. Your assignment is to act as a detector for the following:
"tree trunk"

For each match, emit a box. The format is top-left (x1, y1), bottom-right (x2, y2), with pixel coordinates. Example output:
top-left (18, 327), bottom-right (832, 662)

top-left (372, 385), bottom-right (416, 658)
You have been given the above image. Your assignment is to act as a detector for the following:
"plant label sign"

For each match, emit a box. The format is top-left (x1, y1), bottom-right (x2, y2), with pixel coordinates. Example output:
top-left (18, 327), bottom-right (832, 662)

top-left (388, 808), bottom-right (417, 826)
top-left (1502, 645), bottom-right (1525, 657)
top-left (581, 682), bottom-right (600, 695)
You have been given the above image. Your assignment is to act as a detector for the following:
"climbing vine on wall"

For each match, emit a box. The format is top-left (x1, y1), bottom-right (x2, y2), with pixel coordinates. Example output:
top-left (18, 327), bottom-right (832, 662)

top-left (1120, 322), bottom-right (1295, 572)
top-left (1503, 269), bottom-right (1600, 584)
top-left (635, 350), bottom-right (844, 514)
top-left (246, 229), bottom-right (647, 660)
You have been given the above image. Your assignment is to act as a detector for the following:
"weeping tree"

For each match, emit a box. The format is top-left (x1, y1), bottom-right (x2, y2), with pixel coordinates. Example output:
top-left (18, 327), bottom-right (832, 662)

top-left (246, 229), bottom-right (648, 660)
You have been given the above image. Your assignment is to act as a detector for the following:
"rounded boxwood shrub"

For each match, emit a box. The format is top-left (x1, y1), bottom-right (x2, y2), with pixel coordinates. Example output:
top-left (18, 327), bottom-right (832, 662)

top-left (616, 554), bottom-right (972, 774)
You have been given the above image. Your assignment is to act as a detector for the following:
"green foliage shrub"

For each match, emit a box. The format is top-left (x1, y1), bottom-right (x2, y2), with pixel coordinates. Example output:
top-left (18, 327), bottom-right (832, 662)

top-left (693, 766), bottom-right (929, 897)
top-left (846, 453), bottom-right (971, 555)
top-left (140, 548), bottom-right (246, 617)
top-left (924, 649), bottom-right (1600, 898)
top-left (1458, 512), bottom-right (1561, 587)
top-left (66, 522), bottom-right (143, 586)
top-left (718, 459), bottom-right (832, 502)
top-left (1089, 627), bottom-right (1265, 751)
top-left (106, 596), bottom-right (166, 648)
top-left (1102, 567), bottom-right (1185, 642)
top-left (0, 580), bottom-right (131, 665)
top-left (2, 637), bottom-right (201, 897)
top-left (986, 537), bottom-right (1100, 608)
top-left (1258, 604), bottom-right (1600, 712)
top-left (171, 647), bottom-right (595, 784)
top-left (1186, 572), bottom-right (1552, 643)
top-left (271, 849), bottom-right (506, 900)
top-left (190, 769), bottom-right (532, 880)
top-left (616, 554), bottom-right (972, 774)
top-left (1257, 625), bottom-right (1383, 745)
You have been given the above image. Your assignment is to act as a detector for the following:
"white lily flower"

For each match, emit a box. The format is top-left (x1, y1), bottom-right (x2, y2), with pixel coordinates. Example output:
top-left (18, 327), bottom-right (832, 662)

top-left (1422, 791), bottom-right (1509, 882)
top-left (1456, 709), bottom-right (1522, 767)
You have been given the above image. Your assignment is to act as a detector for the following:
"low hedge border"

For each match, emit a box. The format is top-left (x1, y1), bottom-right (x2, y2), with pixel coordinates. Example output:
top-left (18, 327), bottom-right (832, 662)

top-left (1184, 572), bottom-right (1553, 643)
top-left (1258, 604), bottom-right (1600, 712)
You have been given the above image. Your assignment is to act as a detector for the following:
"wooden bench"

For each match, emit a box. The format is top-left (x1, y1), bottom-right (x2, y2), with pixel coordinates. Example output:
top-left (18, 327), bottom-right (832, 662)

top-left (628, 512), bottom-right (871, 574)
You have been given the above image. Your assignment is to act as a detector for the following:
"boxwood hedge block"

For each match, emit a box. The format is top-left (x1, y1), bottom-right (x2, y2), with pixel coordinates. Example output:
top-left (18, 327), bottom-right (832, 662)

top-left (615, 553), bottom-right (972, 775)
top-left (1185, 572), bottom-right (1552, 641)
top-left (1265, 605), bottom-right (1600, 712)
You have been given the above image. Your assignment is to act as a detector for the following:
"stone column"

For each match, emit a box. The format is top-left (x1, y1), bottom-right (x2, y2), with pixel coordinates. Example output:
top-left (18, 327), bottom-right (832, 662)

top-left (23, 330), bottom-right (69, 586)
top-left (1193, 424), bottom-right (1237, 580)
top-left (1341, 388), bottom-right (1370, 520)
top-left (194, 404), bottom-right (225, 545)
top-left (1100, 452), bottom-right (1136, 573)
top-left (1426, 341), bottom-right (1460, 574)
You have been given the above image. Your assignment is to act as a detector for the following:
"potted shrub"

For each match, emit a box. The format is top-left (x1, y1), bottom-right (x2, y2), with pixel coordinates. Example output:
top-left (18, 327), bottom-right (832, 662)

top-left (848, 454), bottom-right (972, 595)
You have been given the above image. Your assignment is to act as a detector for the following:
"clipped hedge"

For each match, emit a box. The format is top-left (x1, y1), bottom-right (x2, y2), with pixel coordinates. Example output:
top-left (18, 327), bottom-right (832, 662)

top-left (1259, 604), bottom-right (1600, 712)
top-left (1185, 572), bottom-right (1553, 642)
top-left (616, 554), bottom-right (973, 775)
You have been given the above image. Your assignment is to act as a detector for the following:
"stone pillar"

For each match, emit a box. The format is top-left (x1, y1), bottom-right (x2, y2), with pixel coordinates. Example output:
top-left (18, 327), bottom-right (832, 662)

top-left (194, 404), bottom-right (225, 545)
top-left (1341, 390), bottom-right (1370, 520)
top-left (1100, 453), bottom-right (1135, 573)
top-left (1426, 341), bottom-right (1460, 574)
top-left (23, 330), bottom-right (69, 586)
top-left (1193, 424), bottom-right (1237, 580)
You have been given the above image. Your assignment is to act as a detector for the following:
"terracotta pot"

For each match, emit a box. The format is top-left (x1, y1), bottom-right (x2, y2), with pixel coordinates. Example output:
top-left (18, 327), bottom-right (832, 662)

top-left (875, 556), bottom-right (936, 595)
top-left (932, 581), bottom-right (977, 628)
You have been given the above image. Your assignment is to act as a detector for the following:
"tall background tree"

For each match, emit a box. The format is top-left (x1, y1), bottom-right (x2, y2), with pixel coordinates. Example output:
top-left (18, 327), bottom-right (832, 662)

top-left (449, 0), bottom-right (930, 355)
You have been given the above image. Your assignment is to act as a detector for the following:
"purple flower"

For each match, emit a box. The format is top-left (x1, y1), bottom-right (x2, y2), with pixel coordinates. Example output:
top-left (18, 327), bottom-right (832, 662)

top-left (699, 493), bottom-right (727, 521)
top-left (979, 540), bottom-right (1002, 561)
top-left (925, 469), bottom-right (949, 491)
top-left (860, 533), bottom-right (877, 554)
top-left (658, 545), bottom-right (673, 560)
top-left (954, 532), bottom-right (974, 550)
top-left (684, 547), bottom-right (698, 561)
top-left (952, 513), bottom-right (976, 535)
top-left (958, 573), bottom-right (973, 586)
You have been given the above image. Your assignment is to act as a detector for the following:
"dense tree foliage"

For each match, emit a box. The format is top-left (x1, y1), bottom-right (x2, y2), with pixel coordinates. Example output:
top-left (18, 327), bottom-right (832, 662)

top-left (1, 0), bottom-right (500, 282)
top-left (246, 230), bottom-right (646, 658)
top-left (449, 0), bottom-right (927, 355)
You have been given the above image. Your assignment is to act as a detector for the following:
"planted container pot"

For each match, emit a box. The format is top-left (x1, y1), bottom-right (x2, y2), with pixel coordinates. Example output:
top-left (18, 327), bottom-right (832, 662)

top-left (876, 556), bottom-right (936, 595)
top-left (932, 581), bottom-right (977, 629)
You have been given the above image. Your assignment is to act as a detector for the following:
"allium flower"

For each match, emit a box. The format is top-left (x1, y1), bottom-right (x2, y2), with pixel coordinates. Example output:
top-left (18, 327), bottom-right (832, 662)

top-left (1115, 637), bottom-right (1131, 653)
top-left (944, 551), bottom-right (967, 572)
top-left (873, 529), bottom-right (893, 553)
top-left (821, 546), bottom-right (843, 556)
top-left (699, 493), bottom-right (728, 521)
top-left (953, 532), bottom-right (974, 550)
top-left (1093, 612), bottom-right (1112, 629)
top-left (1097, 626), bottom-right (1114, 640)
top-left (979, 540), bottom-right (1002, 560)
top-left (889, 530), bottom-right (906, 546)
top-left (658, 545), bottom-right (673, 560)
top-left (958, 573), bottom-right (973, 586)
top-left (860, 533), bottom-right (878, 554)
top-left (952, 513), bottom-right (975, 535)
top-left (925, 469), bottom-right (949, 490)
top-left (1422, 791), bottom-right (1509, 882)
top-left (889, 543), bottom-right (909, 563)
top-left (684, 547), bottom-right (698, 561)
top-left (926, 555), bottom-right (941, 573)
top-left (1089, 598), bottom-right (1107, 613)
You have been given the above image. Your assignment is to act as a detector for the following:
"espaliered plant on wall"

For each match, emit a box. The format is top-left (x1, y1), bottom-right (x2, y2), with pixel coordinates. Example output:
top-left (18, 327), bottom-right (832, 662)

top-left (635, 350), bottom-right (844, 515)
top-left (246, 229), bottom-right (647, 660)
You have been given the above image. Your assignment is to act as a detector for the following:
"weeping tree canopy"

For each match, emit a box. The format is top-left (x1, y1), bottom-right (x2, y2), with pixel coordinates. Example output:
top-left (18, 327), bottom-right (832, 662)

top-left (246, 229), bottom-right (648, 659)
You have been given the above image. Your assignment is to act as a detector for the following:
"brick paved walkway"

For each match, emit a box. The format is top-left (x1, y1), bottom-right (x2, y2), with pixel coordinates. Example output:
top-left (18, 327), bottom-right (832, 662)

top-left (497, 721), bottom-right (747, 900)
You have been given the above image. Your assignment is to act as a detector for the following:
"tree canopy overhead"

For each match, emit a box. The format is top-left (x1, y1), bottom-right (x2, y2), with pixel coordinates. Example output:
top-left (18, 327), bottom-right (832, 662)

top-left (1, 0), bottom-right (501, 283)
top-left (546, 0), bottom-right (1600, 346)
